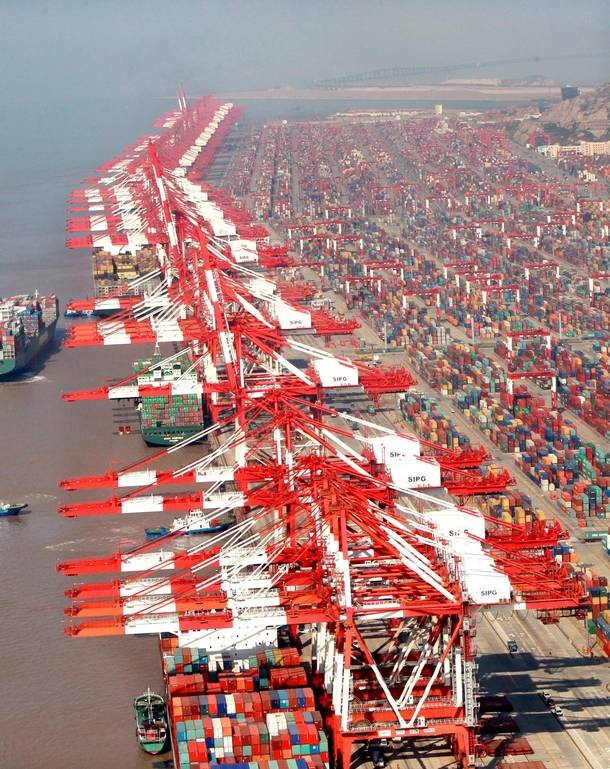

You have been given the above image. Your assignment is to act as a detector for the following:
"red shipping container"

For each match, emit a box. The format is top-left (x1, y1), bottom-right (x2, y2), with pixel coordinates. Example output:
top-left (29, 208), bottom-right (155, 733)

top-left (269, 666), bottom-right (308, 687)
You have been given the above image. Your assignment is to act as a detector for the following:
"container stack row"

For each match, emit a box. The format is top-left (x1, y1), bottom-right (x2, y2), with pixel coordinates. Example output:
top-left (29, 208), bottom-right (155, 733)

top-left (555, 347), bottom-right (610, 440)
top-left (476, 490), bottom-right (542, 527)
top-left (594, 616), bottom-right (610, 656)
top-left (399, 393), bottom-right (469, 450)
top-left (139, 393), bottom-right (204, 430)
top-left (580, 566), bottom-right (609, 618)
top-left (405, 340), bottom-right (507, 395)
top-left (402, 324), bottom-right (610, 525)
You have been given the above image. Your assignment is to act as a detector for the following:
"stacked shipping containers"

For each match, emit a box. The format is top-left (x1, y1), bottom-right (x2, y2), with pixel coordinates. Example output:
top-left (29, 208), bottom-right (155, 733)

top-left (92, 246), bottom-right (161, 298)
top-left (161, 639), bottom-right (329, 769)
top-left (134, 356), bottom-right (205, 446)
top-left (0, 295), bottom-right (58, 361)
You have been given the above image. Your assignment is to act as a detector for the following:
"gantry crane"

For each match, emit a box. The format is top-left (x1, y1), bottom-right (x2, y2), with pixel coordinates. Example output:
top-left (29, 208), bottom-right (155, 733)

top-left (56, 93), bottom-right (590, 769)
top-left (507, 370), bottom-right (558, 409)
top-left (505, 328), bottom-right (551, 360)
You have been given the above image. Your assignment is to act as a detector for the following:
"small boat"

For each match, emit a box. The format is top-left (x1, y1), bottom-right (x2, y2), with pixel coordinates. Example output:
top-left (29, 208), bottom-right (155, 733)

top-left (145, 525), bottom-right (170, 539)
top-left (145, 510), bottom-right (229, 538)
top-left (134, 689), bottom-right (168, 755)
top-left (0, 501), bottom-right (28, 516)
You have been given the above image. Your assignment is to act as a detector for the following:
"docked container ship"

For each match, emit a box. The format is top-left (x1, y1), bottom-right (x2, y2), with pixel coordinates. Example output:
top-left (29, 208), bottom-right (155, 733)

top-left (160, 632), bottom-right (329, 769)
top-left (92, 246), bottom-right (162, 307)
top-left (0, 294), bottom-right (59, 376)
top-left (135, 355), bottom-right (205, 446)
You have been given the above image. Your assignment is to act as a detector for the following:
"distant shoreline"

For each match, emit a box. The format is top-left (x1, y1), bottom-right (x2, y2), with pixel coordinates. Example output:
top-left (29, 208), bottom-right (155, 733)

top-left (206, 85), bottom-right (593, 102)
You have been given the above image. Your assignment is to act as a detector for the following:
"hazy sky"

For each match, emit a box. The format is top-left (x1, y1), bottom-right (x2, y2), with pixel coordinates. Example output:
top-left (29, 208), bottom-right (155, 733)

top-left (0, 0), bottom-right (607, 188)
top-left (1, 0), bottom-right (608, 104)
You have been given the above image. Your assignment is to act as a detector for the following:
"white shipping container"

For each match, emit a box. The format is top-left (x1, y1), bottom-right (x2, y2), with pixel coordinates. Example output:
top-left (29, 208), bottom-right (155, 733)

top-left (313, 358), bottom-right (359, 388)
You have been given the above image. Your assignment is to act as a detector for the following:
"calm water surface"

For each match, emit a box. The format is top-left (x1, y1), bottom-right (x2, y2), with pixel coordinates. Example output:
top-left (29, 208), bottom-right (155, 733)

top-left (0, 96), bottom-right (178, 769)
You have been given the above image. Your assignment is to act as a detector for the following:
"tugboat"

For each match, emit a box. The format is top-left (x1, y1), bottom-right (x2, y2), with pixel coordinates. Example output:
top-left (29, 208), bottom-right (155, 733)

top-left (0, 501), bottom-right (28, 516)
top-left (133, 689), bottom-right (168, 754)
top-left (145, 510), bottom-right (230, 539)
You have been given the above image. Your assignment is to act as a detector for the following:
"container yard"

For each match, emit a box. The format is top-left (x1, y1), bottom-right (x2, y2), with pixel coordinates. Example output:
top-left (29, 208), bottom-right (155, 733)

top-left (55, 90), bottom-right (610, 769)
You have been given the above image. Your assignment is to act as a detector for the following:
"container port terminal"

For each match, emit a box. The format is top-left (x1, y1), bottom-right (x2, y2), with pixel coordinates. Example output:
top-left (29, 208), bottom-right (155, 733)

top-left (56, 90), bottom-right (610, 769)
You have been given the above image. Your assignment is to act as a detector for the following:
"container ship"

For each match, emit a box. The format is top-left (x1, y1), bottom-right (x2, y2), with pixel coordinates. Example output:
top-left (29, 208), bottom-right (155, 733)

top-left (92, 246), bottom-right (163, 313)
top-left (63, 246), bottom-right (164, 318)
top-left (0, 294), bottom-right (59, 376)
top-left (134, 355), bottom-right (205, 446)
top-left (160, 632), bottom-right (329, 769)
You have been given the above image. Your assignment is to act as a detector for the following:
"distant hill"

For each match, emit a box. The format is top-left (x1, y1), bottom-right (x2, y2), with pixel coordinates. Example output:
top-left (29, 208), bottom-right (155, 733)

top-left (509, 82), bottom-right (610, 145)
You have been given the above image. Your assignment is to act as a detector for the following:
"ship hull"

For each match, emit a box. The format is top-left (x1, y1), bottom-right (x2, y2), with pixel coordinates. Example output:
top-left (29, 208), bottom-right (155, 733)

top-left (134, 692), bottom-right (168, 755)
top-left (0, 503), bottom-right (27, 516)
top-left (141, 422), bottom-right (206, 447)
top-left (0, 317), bottom-right (58, 377)
top-left (145, 522), bottom-right (227, 538)
top-left (136, 737), bottom-right (168, 755)
top-left (183, 524), bottom-right (228, 534)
